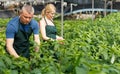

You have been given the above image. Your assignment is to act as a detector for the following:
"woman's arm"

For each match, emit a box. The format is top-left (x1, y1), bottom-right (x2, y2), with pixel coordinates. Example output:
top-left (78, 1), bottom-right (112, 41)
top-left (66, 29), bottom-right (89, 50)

top-left (39, 19), bottom-right (50, 40)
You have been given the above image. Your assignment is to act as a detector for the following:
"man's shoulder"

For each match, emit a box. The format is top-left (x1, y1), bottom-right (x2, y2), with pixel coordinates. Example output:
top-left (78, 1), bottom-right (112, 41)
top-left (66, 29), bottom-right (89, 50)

top-left (6, 16), bottom-right (19, 32)
top-left (30, 19), bottom-right (39, 27)
top-left (31, 19), bottom-right (38, 24)
top-left (8, 16), bottom-right (19, 25)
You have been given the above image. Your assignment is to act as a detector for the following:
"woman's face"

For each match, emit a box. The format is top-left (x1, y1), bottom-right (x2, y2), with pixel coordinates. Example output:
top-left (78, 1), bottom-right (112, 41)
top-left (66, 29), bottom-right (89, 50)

top-left (46, 10), bottom-right (55, 20)
top-left (19, 10), bottom-right (33, 24)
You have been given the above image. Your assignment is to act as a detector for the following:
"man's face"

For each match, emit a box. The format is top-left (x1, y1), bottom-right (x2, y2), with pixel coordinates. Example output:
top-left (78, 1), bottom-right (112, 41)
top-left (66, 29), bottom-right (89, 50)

top-left (20, 10), bottom-right (33, 24)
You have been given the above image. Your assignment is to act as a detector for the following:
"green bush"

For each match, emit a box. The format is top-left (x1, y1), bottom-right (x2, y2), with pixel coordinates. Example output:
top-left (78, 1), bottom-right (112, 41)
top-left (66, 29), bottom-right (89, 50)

top-left (0, 12), bottom-right (120, 74)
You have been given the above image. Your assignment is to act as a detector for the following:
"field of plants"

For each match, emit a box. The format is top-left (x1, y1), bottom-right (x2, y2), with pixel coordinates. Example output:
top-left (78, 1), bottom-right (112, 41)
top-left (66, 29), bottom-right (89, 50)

top-left (0, 12), bottom-right (120, 74)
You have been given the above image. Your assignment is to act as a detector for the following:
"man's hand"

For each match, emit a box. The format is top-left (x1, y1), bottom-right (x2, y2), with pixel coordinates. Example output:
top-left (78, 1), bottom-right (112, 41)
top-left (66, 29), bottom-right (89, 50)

top-left (35, 46), bottom-right (39, 52)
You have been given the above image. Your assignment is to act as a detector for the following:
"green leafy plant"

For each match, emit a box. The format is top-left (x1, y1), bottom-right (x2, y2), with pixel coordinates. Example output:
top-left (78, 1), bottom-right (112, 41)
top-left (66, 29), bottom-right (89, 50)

top-left (0, 12), bottom-right (120, 74)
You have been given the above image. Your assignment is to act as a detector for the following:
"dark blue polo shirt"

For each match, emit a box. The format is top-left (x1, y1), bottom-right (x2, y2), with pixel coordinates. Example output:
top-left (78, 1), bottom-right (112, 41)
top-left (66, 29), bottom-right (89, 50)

top-left (6, 16), bottom-right (39, 38)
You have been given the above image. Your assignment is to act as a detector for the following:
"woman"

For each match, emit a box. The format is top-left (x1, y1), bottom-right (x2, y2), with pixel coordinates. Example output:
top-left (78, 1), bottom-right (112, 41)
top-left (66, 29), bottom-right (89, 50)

top-left (39, 4), bottom-right (64, 41)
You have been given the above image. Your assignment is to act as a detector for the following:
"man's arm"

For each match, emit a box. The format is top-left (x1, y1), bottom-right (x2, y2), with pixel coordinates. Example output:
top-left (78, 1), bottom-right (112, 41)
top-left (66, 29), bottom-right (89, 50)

top-left (34, 34), bottom-right (40, 52)
top-left (6, 38), bottom-right (19, 58)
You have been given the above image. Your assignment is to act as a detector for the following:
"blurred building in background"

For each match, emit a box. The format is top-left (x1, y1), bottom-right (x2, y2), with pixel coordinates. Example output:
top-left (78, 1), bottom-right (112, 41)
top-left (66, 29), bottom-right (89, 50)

top-left (0, 0), bottom-right (120, 18)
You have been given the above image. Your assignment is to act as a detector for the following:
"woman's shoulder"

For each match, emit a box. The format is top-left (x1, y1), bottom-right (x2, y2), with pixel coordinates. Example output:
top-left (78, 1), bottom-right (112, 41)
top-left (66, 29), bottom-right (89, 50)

top-left (39, 18), bottom-right (46, 25)
top-left (39, 18), bottom-right (45, 22)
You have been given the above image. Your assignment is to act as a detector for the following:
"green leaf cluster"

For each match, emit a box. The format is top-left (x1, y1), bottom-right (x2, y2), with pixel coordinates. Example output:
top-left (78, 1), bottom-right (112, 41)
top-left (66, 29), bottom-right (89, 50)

top-left (0, 12), bottom-right (120, 74)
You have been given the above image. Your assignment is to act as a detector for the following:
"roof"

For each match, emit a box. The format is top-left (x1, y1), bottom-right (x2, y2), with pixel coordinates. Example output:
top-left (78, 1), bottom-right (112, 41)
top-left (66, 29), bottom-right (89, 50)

top-left (65, 8), bottom-right (118, 16)
top-left (116, 0), bottom-right (120, 2)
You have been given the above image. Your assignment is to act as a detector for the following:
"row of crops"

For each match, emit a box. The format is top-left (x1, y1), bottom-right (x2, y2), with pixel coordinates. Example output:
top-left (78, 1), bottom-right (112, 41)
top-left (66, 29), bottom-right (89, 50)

top-left (0, 12), bottom-right (120, 74)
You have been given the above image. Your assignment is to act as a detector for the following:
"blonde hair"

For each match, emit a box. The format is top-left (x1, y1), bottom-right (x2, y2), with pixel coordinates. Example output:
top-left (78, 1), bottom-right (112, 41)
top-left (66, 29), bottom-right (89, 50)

top-left (41, 4), bottom-right (56, 17)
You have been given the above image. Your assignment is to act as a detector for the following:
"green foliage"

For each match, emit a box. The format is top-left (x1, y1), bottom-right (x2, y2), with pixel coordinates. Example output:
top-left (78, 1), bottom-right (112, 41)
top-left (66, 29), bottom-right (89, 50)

top-left (0, 12), bottom-right (120, 74)
top-left (0, 18), bottom-right (11, 27)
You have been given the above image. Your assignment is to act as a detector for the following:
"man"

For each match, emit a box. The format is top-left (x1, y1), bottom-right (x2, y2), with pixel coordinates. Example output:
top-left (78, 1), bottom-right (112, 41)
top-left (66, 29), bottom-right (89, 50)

top-left (6, 4), bottom-right (40, 58)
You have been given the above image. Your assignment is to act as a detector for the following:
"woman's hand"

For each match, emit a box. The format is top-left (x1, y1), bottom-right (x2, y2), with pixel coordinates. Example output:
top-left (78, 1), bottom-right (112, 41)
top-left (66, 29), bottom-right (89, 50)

top-left (56, 36), bottom-right (65, 44)
top-left (56, 36), bottom-right (64, 40)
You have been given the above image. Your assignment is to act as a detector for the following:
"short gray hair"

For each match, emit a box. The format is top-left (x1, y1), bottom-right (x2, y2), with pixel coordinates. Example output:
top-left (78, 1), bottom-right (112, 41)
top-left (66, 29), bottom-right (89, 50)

top-left (21, 4), bottom-right (34, 14)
